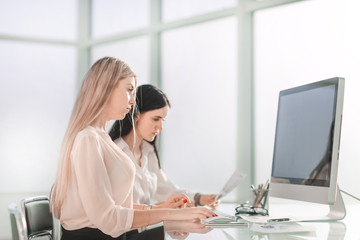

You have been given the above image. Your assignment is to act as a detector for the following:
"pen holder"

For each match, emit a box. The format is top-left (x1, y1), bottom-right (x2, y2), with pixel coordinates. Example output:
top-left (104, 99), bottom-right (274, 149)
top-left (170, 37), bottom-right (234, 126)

top-left (250, 188), bottom-right (269, 210)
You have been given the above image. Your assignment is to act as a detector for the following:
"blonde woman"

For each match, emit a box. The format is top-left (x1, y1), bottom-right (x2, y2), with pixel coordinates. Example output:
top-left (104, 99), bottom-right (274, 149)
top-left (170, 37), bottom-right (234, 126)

top-left (50, 57), bottom-right (215, 240)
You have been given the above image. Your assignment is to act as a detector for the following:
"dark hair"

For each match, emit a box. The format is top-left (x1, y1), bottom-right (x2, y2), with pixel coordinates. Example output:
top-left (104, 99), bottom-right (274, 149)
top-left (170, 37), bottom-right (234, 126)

top-left (109, 84), bottom-right (170, 167)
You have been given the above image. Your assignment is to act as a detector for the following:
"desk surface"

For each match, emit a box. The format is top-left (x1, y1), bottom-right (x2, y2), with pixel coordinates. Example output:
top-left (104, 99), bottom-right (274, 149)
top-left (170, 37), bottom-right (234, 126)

top-left (162, 194), bottom-right (360, 240)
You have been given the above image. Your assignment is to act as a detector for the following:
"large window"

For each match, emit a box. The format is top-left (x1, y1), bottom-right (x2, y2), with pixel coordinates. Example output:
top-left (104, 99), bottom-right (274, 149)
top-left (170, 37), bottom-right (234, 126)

top-left (161, 0), bottom-right (236, 22)
top-left (0, 1), bottom-right (78, 238)
top-left (4, 1), bottom-right (360, 236)
top-left (0, 0), bottom-right (78, 194)
top-left (3, 0), bottom-right (360, 238)
top-left (0, 0), bottom-right (77, 40)
top-left (161, 17), bottom-right (238, 200)
top-left (0, 43), bottom-right (77, 192)
top-left (91, 0), bottom-right (149, 39)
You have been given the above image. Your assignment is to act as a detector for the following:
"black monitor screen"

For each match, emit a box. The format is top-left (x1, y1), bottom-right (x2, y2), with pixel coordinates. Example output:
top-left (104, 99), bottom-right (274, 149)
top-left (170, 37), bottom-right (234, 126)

top-left (271, 83), bottom-right (337, 187)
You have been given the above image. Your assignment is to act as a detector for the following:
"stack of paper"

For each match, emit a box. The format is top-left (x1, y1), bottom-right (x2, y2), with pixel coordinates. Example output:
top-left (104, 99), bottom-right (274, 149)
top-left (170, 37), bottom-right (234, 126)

top-left (203, 216), bottom-right (248, 228)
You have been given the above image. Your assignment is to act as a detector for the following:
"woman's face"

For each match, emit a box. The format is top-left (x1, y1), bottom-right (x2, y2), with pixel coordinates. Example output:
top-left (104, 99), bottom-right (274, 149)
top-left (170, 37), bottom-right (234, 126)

top-left (106, 76), bottom-right (136, 120)
top-left (135, 105), bottom-right (170, 142)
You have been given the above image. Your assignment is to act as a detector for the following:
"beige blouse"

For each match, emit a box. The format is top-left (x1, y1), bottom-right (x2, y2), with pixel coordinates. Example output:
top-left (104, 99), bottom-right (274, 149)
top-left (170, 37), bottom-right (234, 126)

top-left (115, 138), bottom-right (194, 205)
top-left (60, 126), bottom-right (136, 238)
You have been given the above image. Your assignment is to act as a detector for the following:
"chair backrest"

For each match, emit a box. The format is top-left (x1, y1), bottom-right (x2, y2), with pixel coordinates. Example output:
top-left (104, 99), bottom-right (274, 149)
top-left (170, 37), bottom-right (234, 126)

top-left (21, 196), bottom-right (53, 239)
top-left (8, 203), bottom-right (27, 240)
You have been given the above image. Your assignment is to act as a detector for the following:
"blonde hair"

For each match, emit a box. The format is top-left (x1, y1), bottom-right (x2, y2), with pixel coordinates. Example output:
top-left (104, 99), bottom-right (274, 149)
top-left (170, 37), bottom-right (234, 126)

top-left (50, 57), bottom-right (136, 218)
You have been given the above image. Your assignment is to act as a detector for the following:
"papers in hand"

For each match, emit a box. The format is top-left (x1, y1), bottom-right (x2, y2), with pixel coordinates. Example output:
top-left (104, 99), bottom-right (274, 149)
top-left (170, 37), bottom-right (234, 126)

top-left (215, 169), bottom-right (246, 202)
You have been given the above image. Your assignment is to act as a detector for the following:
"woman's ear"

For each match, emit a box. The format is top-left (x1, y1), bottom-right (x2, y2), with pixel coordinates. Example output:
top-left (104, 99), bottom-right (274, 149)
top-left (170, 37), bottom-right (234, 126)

top-left (134, 113), bottom-right (141, 122)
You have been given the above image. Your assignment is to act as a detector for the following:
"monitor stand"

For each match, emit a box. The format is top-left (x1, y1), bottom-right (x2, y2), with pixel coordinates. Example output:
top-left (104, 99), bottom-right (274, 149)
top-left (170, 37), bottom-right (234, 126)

top-left (301, 185), bottom-right (346, 222)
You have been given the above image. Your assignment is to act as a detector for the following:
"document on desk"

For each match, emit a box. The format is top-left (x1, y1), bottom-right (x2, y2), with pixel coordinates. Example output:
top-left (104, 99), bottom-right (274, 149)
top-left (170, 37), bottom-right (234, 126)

top-left (239, 215), bottom-right (299, 224)
top-left (250, 223), bottom-right (316, 234)
top-left (215, 169), bottom-right (246, 202)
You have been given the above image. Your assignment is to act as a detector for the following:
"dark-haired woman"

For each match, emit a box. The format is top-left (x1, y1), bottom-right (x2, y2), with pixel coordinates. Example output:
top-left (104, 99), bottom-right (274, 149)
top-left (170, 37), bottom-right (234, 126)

top-left (109, 84), bottom-right (218, 209)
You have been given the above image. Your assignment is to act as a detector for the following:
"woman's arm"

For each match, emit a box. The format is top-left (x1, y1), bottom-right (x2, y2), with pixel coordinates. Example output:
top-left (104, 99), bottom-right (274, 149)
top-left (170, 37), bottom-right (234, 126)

top-left (131, 207), bottom-right (216, 229)
top-left (133, 204), bottom-right (148, 210)
top-left (198, 194), bottom-right (220, 207)
top-left (134, 194), bottom-right (191, 210)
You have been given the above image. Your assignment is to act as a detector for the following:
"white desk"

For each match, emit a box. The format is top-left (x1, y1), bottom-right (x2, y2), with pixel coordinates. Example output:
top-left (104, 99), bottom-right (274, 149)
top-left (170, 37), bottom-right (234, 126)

top-left (164, 194), bottom-right (360, 240)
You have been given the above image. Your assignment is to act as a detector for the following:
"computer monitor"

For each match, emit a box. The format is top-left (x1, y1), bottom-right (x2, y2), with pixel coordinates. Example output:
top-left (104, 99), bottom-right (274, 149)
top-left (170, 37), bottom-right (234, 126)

top-left (269, 77), bottom-right (346, 221)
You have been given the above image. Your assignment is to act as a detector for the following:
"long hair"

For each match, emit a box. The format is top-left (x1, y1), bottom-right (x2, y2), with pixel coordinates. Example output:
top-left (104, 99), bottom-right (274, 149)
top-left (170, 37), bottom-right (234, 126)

top-left (50, 57), bottom-right (136, 218)
top-left (109, 84), bottom-right (170, 168)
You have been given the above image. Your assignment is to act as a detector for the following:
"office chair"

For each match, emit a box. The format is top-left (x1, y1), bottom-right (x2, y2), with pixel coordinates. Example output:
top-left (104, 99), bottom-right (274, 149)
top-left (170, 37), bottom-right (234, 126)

top-left (21, 196), bottom-right (53, 240)
top-left (8, 203), bottom-right (27, 240)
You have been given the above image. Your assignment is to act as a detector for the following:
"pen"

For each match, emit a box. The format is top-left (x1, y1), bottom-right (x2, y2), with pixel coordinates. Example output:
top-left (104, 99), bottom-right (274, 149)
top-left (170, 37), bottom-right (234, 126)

top-left (251, 185), bottom-right (258, 197)
top-left (254, 184), bottom-right (265, 207)
top-left (267, 218), bottom-right (290, 223)
top-left (263, 179), bottom-right (269, 190)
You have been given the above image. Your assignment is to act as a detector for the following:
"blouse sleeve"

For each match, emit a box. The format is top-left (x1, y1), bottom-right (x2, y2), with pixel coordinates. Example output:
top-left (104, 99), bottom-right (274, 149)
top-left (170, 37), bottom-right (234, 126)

top-left (71, 132), bottom-right (134, 237)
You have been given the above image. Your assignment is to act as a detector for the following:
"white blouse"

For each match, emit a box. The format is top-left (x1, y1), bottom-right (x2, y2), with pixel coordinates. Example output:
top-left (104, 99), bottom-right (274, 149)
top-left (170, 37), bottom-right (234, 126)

top-left (114, 138), bottom-right (194, 205)
top-left (60, 126), bottom-right (136, 238)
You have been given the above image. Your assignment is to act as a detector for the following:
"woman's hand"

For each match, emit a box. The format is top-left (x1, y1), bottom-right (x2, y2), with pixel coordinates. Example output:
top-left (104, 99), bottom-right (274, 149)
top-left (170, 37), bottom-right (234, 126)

top-left (132, 206), bottom-right (217, 229)
top-left (168, 207), bottom-right (217, 221)
top-left (154, 194), bottom-right (191, 209)
top-left (199, 194), bottom-right (220, 209)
